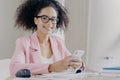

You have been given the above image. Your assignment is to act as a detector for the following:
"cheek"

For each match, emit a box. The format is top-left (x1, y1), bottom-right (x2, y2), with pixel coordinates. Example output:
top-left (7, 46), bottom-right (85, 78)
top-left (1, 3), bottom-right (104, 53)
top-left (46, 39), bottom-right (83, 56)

top-left (53, 24), bottom-right (57, 29)
top-left (37, 24), bottom-right (43, 31)
top-left (36, 21), bottom-right (43, 28)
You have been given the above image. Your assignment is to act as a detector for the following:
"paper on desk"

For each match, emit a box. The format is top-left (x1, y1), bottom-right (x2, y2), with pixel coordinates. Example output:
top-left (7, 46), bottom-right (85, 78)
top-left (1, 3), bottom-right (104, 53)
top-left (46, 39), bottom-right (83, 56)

top-left (36, 72), bottom-right (80, 79)
top-left (99, 73), bottom-right (120, 77)
top-left (35, 71), bottom-right (99, 80)
top-left (14, 77), bottom-right (70, 80)
top-left (98, 70), bottom-right (120, 77)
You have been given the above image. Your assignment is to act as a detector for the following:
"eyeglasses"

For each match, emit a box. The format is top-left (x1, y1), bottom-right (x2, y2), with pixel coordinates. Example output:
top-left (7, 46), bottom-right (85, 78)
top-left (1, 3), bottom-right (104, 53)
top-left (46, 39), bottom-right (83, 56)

top-left (36, 15), bottom-right (58, 24)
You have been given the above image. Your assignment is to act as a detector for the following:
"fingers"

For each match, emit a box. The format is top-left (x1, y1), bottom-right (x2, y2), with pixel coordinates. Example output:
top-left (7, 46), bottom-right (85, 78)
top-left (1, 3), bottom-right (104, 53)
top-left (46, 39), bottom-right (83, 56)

top-left (63, 56), bottom-right (83, 70)
top-left (69, 61), bottom-right (82, 69)
top-left (68, 56), bottom-right (83, 69)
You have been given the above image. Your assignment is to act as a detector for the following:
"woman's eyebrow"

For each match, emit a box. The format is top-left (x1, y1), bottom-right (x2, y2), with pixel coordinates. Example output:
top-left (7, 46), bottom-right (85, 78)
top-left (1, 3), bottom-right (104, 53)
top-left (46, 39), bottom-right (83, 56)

top-left (51, 16), bottom-right (57, 18)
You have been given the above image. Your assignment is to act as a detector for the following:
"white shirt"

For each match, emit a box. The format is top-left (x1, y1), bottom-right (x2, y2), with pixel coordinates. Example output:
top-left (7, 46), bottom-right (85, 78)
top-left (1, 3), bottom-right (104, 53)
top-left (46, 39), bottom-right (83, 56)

top-left (41, 56), bottom-right (54, 64)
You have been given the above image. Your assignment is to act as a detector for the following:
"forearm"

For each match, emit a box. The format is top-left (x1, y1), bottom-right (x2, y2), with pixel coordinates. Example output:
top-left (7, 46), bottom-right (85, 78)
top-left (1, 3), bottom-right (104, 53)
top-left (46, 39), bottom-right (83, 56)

top-left (10, 63), bottom-right (50, 76)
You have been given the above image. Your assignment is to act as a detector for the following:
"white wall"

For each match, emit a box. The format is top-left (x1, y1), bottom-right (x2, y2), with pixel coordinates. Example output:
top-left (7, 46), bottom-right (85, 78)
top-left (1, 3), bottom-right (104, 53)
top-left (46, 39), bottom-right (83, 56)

top-left (0, 0), bottom-right (23, 59)
top-left (87, 0), bottom-right (120, 71)
top-left (65, 0), bottom-right (88, 54)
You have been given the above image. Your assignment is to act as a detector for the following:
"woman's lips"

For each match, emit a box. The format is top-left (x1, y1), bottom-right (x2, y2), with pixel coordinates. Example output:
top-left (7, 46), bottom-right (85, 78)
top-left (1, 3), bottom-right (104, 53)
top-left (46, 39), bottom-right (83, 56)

top-left (43, 26), bottom-right (51, 31)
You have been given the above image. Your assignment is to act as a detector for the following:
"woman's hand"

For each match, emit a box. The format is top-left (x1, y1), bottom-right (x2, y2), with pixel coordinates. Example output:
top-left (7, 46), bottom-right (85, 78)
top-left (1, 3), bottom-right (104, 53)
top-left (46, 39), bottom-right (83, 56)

top-left (48, 56), bottom-right (83, 72)
top-left (69, 56), bottom-right (83, 69)
top-left (48, 56), bottom-right (71, 72)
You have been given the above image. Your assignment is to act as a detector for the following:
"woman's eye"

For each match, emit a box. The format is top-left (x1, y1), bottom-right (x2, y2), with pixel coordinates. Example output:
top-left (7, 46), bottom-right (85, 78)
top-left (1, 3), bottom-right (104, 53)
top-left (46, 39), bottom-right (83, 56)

top-left (42, 17), bottom-right (48, 20)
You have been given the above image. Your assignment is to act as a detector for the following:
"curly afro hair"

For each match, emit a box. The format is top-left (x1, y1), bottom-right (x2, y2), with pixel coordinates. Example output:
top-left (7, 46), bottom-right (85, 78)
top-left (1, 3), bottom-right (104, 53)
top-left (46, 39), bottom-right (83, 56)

top-left (15, 0), bottom-right (69, 32)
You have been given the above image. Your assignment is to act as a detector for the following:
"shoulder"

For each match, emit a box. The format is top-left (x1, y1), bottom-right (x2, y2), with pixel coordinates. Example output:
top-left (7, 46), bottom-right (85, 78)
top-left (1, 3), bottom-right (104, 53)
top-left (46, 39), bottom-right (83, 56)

top-left (15, 36), bottom-right (31, 48)
top-left (16, 36), bottom-right (30, 44)
top-left (51, 34), bottom-right (64, 44)
top-left (51, 34), bottom-right (64, 42)
top-left (51, 34), bottom-right (71, 56)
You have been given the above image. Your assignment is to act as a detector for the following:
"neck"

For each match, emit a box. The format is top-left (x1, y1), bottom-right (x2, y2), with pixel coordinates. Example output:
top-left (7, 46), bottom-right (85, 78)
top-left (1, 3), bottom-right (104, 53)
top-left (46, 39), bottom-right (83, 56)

top-left (37, 31), bottom-right (50, 45)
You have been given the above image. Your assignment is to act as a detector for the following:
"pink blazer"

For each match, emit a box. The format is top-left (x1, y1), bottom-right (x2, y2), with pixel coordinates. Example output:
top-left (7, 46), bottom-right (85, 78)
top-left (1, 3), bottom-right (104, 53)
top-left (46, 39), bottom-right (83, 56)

top-left (10, 32), bottom-right (71, 76)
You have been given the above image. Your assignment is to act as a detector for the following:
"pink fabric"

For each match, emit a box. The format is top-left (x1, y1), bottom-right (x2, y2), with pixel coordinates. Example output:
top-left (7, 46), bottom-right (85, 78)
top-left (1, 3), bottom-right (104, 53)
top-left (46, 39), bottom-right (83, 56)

top-left (10, 32), bottom-right (71, 76)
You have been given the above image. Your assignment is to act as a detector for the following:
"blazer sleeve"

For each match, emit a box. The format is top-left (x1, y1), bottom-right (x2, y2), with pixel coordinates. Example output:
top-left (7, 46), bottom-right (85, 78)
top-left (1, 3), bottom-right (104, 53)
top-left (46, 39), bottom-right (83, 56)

top-left (9, 38), bottom-right (50, 76)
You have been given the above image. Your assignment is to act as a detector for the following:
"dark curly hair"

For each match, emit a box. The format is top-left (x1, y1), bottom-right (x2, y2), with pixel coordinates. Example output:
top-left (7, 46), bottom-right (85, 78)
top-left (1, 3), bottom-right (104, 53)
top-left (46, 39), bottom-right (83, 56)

top-left (15, 0), bottom-right (69, 32)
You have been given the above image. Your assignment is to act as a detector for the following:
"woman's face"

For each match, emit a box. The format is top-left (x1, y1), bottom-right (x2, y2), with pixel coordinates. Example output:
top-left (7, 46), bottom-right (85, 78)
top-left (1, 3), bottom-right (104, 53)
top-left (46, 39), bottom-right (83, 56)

top-left (34, 7), bottom-right (57, 35)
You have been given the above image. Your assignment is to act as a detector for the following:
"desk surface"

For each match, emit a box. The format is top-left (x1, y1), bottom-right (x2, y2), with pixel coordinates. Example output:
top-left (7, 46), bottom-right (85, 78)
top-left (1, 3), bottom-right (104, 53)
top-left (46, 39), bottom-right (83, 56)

top-left (7, 72), bottom-right (120, 80)
top-left (7, 77), bottom-right (120, 80)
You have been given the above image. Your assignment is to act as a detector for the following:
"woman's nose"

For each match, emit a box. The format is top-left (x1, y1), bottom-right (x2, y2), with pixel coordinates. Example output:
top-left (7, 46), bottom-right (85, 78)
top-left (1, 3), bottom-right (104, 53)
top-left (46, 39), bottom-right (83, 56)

top-left (46, 20), bottom-right (53, 27)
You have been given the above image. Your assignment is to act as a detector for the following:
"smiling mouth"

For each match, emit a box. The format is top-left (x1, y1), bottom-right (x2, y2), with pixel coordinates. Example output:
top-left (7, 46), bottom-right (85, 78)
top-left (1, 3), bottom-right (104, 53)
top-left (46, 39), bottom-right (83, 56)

top-left (43, 26), bottom-right (51, 31)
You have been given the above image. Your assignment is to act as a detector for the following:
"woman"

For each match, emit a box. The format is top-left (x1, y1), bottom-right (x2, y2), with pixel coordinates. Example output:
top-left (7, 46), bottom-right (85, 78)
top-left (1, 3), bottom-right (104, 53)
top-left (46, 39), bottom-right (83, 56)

top-left (10, 0), bottom-right (84, 76)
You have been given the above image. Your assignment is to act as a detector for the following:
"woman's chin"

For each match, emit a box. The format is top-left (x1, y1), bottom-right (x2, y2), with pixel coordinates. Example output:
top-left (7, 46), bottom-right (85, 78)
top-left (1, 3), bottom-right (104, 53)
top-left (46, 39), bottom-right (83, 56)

top-left (43, 31), bottom-right (52, 35)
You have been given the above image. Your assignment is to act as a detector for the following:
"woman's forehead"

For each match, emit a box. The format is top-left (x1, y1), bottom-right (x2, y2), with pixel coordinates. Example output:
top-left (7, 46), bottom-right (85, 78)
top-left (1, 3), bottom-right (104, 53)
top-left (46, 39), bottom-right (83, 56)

top-left (38, 7), bottom-right (58, 17)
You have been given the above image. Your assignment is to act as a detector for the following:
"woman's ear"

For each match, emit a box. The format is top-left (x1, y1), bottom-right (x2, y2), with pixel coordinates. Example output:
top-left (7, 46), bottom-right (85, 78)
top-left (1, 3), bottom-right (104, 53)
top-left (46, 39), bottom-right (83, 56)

top-left (34, 17), bottom-right (38, 25)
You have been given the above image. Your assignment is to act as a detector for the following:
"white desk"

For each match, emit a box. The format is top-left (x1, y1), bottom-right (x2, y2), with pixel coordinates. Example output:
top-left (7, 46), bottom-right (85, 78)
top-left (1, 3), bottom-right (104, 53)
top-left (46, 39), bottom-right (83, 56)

top-left (7, 77), bottom-right (120, 80)
top-left (7, 72), bottom-right (120, 80)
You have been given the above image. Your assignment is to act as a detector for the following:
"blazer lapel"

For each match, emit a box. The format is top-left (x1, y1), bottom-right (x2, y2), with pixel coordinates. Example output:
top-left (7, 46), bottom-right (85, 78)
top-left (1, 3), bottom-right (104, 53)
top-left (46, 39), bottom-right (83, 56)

top-left (29, 32), bottom-right (42, 63)
top-left (50, 35), bottom-right (62, 62)
top-left (29, 33), bottom-right (62, 63)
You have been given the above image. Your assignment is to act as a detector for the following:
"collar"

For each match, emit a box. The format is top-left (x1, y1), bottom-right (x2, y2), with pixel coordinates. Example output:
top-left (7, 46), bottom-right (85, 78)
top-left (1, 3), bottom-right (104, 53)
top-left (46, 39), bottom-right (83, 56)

top-left (30, 32), bottom-right (40, 51)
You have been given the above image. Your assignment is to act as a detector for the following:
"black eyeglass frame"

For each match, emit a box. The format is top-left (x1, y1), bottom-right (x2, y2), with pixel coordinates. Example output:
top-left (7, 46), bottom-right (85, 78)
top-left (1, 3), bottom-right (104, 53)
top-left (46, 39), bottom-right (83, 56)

top-left (36, 15), bottom-right (58, 24)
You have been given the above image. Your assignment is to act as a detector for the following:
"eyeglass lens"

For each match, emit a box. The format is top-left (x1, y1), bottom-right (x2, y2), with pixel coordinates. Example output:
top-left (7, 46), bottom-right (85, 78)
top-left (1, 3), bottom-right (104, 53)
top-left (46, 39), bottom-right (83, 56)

top-left (37, 15), bottom-right (58, 24)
